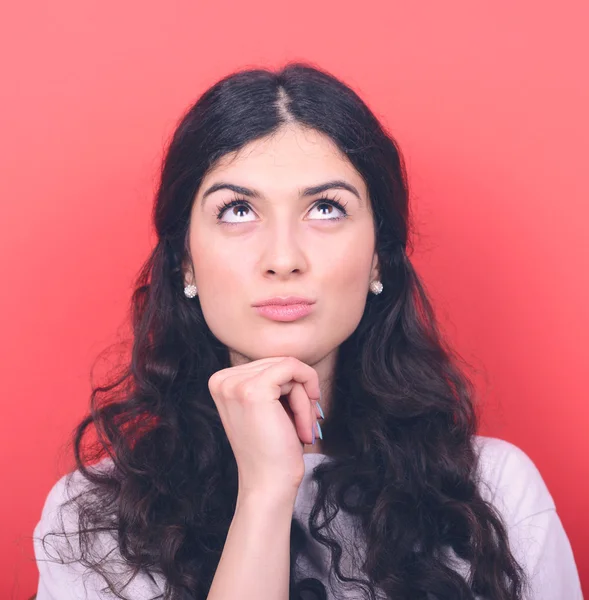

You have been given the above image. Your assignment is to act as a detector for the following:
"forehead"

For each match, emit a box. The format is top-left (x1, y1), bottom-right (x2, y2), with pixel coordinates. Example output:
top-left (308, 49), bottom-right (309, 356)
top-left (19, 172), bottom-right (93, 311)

top-left (199, 125), bottom-right (367, 195)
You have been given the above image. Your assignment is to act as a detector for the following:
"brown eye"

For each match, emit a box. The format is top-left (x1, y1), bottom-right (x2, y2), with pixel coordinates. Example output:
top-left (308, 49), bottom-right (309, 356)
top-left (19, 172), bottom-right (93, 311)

top-left (216, 199), bottom-right (256, 223)
top-left (308, 197), bottom-right (349, 221)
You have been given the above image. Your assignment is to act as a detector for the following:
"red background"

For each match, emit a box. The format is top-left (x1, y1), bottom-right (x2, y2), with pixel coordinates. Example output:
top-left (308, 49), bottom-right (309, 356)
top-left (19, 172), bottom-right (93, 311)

top-left (1, 1), bottom-right (587, 597)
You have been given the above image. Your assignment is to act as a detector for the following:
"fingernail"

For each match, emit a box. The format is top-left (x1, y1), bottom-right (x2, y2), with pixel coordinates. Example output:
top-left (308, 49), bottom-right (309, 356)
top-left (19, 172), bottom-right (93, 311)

top-left (316, 400), bottom-right (325, 420)
top-left (316, 421), bottom-right (323, 440)
top-left (312, 423), bottom-right (316, 445)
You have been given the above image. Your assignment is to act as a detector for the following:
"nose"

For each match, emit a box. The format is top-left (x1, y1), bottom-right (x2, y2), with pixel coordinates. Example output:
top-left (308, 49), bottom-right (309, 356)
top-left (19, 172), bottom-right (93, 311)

top-left (259, 221), bottom-right (308, 279)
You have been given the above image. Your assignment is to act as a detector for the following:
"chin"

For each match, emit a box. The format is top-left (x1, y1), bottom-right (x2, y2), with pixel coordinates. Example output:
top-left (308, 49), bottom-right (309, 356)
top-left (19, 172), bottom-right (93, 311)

top-left (234, 338), bottom-right (327, 365)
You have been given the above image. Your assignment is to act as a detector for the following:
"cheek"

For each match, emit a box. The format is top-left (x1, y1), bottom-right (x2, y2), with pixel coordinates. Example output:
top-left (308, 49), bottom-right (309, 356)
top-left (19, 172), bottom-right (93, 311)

top-left (190, 243), bottom-right (249, 328)
top-left (326, 222), bottom-right (375, 289)
top-left (192, 236), bottom-right (246, 290)
top-left (330, 250), bottom-right (371, 291)
top-left (322, 251), bottom-right (372, 326)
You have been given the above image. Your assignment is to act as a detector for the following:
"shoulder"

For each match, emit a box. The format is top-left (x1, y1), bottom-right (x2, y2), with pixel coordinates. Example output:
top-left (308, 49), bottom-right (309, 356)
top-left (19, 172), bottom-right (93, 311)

top-left (471, 436), bottom-right (584, 597)
top-left (32, 457), bottom-right (165, 599)
top-left (34, 457), bottom-right (115, 535)
top-left (33, 457), bottom-right (118, 574)
top-left (472, 435), bottom-right (556, 526)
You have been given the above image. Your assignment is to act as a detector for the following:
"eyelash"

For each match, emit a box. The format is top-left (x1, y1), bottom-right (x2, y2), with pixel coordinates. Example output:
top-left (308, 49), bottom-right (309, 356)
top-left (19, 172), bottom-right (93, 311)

top-left (215, 195), bottom-right (350, 223)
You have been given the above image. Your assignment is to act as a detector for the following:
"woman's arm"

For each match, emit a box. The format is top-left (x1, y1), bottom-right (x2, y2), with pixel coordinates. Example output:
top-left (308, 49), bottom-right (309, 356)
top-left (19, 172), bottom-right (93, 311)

top-left (207, 490), bottom-right (296, 600)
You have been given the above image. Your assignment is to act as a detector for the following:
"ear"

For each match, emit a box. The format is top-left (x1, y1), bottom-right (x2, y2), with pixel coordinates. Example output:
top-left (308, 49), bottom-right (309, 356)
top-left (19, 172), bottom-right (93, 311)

top-left (370, 252), bottom-right (380, 281)
top-left (181, 258), bottom-right (195, 286)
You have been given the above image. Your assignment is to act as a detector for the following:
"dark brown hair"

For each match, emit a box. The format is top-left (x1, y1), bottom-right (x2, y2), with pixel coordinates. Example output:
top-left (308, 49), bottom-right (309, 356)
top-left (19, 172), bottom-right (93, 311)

top-left (40, 62), bottom-right (529, 599)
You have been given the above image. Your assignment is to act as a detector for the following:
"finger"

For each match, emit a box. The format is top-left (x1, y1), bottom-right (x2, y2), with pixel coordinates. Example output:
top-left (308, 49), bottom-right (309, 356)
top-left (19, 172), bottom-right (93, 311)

top-left (260, 357), bottom-right (321, 402)
top-left (313, 399), bottom-right (323, 420)
top-left (211, 356), bottom-right (320, 408)
top-left (282, 393), bottom-right (306, 452)
top-left (258, 358), bottom-right (320, 441)
top-left (287, 382), bottom-right (316, 445)
top-left (221, 367), bottom-right (300, 399)
top-left (210, 357), bottom-right (290, 387)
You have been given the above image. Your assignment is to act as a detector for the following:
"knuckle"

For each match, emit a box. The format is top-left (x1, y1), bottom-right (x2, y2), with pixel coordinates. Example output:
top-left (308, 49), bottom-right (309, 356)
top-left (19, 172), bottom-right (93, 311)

top-left (239, 381), bottom-right (258, 404)
top-left (208, 372), bottom-right (221, 393)
top-left (284, 356), bottom-right (299, 368)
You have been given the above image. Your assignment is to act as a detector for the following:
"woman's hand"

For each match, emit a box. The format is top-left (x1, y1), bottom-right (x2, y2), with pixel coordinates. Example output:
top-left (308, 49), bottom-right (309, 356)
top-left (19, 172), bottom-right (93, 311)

top-left (208, 356), bottom-right (322, 500)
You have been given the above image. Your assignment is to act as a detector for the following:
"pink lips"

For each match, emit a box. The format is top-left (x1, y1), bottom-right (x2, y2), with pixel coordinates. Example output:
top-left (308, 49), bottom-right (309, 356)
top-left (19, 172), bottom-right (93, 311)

top-left (253, 297), bottom-right (315, 322)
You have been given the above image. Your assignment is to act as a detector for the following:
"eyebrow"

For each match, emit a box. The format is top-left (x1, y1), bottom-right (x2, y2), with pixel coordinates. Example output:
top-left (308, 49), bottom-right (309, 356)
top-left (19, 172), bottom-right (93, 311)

top-left (201, 180), bottom-right (362, 204)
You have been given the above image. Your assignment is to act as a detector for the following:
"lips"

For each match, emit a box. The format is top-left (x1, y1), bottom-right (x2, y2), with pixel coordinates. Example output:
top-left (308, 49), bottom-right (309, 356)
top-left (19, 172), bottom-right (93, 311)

top-left (253, 302), bottom-right (315, 322)
top-left (253, 296), bottom-right (314, 307)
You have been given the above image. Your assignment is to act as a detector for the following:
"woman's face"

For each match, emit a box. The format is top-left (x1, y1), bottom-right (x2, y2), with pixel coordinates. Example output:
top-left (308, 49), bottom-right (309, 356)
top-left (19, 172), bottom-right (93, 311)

top-left (186, 124), bottom-right (379, 368)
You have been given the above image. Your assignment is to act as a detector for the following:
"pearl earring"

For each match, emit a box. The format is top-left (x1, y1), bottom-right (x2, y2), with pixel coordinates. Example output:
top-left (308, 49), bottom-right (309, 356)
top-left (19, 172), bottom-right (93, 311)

top-left (370, 280), bottom-right (383, 295)
top-left (184, 284), bottom-right (198, 298)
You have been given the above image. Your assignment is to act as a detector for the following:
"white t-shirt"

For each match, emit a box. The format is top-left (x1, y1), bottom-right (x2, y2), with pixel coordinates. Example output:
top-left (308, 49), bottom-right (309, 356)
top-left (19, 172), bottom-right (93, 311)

top-left (32, 435), bottom-right (584, 599)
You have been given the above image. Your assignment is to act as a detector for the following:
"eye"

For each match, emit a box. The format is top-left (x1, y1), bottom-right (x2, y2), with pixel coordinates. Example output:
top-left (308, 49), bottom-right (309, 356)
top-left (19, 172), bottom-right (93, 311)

top-left (215, 196), bottom-right (349, 224)
top-left (215, 199), bottom-right (256, 224)
top-left (308, 197), bottom-right (349, 220)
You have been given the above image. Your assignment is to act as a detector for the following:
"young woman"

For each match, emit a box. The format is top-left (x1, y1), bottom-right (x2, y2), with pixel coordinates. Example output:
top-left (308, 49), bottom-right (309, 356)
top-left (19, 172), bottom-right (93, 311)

top-left (32, 63), bottom-right (583, 600)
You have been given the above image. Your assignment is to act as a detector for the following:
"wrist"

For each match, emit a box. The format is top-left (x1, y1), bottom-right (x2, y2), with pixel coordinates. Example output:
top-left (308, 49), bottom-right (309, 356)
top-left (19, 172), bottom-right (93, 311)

top-left (236, 487), bottom-right (298, 514)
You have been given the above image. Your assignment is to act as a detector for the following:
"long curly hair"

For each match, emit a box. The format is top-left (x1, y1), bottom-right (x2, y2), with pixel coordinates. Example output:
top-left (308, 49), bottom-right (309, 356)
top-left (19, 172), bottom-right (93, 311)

top-left (41, 62), bottom-right (529, 599)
